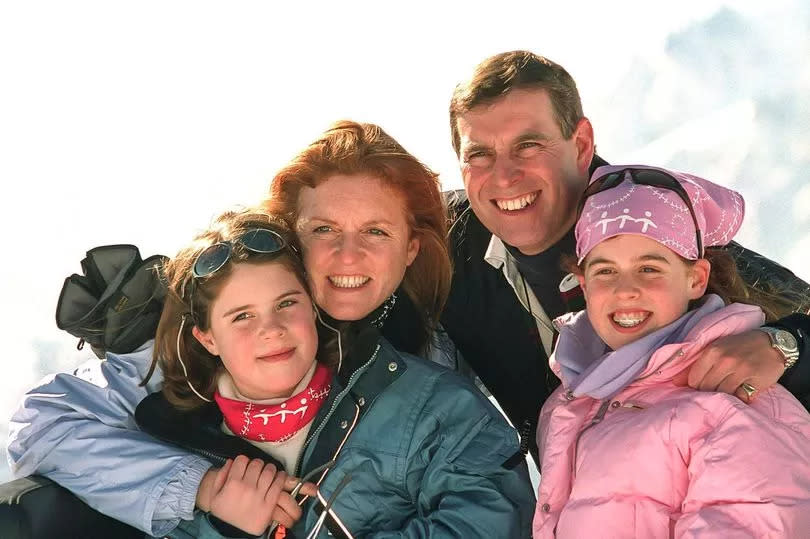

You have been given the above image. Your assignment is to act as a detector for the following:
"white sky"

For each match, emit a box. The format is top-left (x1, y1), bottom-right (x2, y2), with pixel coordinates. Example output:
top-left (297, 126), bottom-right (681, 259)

top-left (0, 0), bottom-right (804, 463)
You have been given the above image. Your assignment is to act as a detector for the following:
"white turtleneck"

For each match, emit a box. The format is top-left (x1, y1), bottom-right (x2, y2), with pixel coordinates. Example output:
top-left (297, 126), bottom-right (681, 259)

top-left (216, 361), bottom-right (318, 473)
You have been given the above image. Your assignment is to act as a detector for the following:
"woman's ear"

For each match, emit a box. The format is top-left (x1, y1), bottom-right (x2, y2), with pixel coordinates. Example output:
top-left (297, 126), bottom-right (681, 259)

top-left (688, 258), bottom-right (711, 299)
top-left (405, 235), bottom-right (420, 267)
top-left (192, 325), bottom-right (219, 356)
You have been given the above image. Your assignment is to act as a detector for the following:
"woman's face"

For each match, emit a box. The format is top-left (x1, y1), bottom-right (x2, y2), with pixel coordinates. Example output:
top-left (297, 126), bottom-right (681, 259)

top-left (192, 261), bottom-right (318, 400)
top-left (295, 174), bottom-right (420, 321)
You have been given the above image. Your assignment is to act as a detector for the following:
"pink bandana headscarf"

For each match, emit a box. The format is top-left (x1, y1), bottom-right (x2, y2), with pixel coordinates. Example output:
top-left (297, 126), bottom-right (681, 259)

top-left (575, 165), bottom-right (745, 263)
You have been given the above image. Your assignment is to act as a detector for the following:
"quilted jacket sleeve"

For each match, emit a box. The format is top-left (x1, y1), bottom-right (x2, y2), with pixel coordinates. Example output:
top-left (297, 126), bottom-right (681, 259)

top-left (675, 387), bottom-right (810, 538)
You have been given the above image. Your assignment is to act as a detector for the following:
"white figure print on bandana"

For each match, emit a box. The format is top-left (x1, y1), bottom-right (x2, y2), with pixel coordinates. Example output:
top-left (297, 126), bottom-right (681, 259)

top-left (215, 363), bottom-right (332, 443)
top-left (595, 209), bottom-right (658, 235)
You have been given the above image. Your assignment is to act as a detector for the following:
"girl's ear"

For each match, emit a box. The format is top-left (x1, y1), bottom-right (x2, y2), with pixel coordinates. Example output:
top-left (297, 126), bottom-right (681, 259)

top-left (192, 325), bottom-right (219, 356)
top-left (576, 274), bottom-right (587, 294)
top-left (688, 258), bottom-right (711, 300)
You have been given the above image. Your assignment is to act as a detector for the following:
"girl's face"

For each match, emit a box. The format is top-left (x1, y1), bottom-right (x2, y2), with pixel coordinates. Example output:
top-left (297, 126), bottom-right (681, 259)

top-left (578, 234), bottom-right (710, 350)
top-left (192, 261), bottom-right (318, 400)
top-left (295, 173), bottom-right (420, 321)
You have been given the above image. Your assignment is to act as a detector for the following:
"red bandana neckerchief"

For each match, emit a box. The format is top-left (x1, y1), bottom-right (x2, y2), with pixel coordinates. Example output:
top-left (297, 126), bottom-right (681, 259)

top-left (214, 364), bottom-right (331, 443)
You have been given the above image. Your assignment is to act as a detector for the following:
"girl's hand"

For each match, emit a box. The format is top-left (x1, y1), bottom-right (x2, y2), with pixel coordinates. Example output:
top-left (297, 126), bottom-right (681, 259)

top-left (209, 455), bottom-right (288, 535)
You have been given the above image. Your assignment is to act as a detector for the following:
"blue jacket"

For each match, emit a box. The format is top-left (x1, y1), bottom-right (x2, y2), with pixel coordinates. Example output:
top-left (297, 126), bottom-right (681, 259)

top-left (8, 328), bottom-right (534, 537)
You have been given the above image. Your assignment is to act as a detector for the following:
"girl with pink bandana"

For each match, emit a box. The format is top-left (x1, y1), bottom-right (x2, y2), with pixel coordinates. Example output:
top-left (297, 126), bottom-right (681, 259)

top-left (533, 165), bottom-right (810, 538)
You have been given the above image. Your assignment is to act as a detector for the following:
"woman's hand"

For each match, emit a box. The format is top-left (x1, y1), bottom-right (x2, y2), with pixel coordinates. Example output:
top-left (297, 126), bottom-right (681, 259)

top-left (209, 455), bottom-right (288, 535)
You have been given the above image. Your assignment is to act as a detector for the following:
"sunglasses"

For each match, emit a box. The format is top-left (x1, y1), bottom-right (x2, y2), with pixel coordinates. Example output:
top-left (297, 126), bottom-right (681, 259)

top-left (192, 228), bottom-right (288, 278)
top-left (186, 228), bottom-right (289, 320)
top-left (578, 168), bottom-right (704, 256)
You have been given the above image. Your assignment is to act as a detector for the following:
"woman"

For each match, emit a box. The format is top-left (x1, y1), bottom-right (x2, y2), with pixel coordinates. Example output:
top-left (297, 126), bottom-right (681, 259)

top-left (7, 121), bottom-right (534, 537)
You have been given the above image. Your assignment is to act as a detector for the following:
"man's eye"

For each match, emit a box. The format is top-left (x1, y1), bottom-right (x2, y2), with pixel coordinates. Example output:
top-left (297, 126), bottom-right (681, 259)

top-left (516, 142), bottom-right (542, 157)
top-left (464, 151), bottom-right (493, 166)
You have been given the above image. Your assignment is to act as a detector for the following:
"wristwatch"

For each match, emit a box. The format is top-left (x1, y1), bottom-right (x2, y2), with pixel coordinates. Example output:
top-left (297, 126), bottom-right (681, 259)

top-left (760, 326), bottom-right (800, 370)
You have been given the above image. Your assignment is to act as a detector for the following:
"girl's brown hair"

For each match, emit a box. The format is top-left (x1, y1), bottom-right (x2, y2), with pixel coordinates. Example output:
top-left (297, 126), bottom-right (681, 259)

top-left (263, 120), bottom-right (451, 354)
top-left (146, 208), bottom-right (327, 410)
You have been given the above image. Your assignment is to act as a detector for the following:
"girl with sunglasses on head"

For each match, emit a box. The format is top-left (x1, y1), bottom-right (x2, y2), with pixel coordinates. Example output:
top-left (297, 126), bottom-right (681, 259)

top-left (9, 122), bottom-right (534, 538)
top-left (533, 165), bottom-right (810, 538)
top-left (138, 208), bottom-right (532, 538)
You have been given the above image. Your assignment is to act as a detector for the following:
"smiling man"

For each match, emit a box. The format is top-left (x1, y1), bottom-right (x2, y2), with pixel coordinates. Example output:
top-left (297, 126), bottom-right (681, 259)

top-left (440, 50), bottom-right (810, 462)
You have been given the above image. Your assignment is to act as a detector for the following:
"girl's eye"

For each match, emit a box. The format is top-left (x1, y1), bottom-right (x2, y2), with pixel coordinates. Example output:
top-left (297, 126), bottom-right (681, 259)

top-left (233, 312), bottom-right (252, 322)
top-left (594, 268), bottom-right (614, 276)
top-left (640, 266), bottom-right (660, 274)
top-left (278, 299), bottom-right (297, 309)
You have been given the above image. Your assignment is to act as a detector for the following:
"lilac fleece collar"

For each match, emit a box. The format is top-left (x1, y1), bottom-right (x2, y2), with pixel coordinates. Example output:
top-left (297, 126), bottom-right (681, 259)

top-left (554, 294), bottom-right (726, 400)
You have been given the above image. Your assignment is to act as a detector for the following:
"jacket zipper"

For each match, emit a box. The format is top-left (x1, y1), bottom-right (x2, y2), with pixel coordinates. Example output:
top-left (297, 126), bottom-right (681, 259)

top-left (571, 400), bottom-right (610, 479)
top-left (295, 344), bottom-right (381, 477)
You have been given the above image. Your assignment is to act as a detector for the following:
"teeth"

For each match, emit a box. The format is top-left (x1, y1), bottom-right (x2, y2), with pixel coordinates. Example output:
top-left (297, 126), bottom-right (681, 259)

top-left (329, 275), bottom-right (370, 288)
top-left (495, 192), bottom-right (538, 211)
top-left (613, 312), bottom-right (649, 328)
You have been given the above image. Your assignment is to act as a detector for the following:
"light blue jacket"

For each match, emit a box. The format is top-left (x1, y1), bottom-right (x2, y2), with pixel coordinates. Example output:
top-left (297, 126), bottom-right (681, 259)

top-left (7, 337), bottom-right (534, 537)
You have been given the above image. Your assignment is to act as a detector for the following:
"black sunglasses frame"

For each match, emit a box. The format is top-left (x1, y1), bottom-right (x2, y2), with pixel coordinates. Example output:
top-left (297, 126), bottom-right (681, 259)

top-left (577, 168), bottom-right (704, 257)
top-left (186, 228), bottom-right (290, 322)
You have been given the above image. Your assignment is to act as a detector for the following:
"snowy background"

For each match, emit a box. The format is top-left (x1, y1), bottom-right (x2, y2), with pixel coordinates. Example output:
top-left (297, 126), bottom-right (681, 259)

top-left (1, 0), bottom-right (808, 481)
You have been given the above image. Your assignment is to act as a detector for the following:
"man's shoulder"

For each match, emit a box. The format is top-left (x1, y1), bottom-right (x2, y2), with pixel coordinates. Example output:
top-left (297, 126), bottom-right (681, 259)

top-left (725, 241), bottom-right (810, 312)
top-left (443, 189), bottom-right (492, 260)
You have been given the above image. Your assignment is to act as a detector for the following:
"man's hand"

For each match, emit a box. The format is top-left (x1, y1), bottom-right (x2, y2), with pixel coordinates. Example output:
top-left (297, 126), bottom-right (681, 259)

top-left (686, 329), bottom-right (785, 402)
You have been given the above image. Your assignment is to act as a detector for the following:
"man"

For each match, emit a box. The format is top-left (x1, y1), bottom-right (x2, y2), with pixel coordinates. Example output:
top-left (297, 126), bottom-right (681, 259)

top-left (440, 51), bottom-right (810, 460)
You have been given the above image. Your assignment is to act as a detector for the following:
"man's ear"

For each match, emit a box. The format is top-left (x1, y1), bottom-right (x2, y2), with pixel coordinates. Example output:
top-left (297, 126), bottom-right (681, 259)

top-left (688, 258), bottom-right (711, 300)
top-left (192, 325), bottom-right (219, 356)
top-left (573, 117), bottom-right (595, 174)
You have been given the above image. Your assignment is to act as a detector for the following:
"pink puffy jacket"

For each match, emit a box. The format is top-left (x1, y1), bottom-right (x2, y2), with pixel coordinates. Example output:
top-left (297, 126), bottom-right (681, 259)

top-left (534, 303), bottom-right (810, 538)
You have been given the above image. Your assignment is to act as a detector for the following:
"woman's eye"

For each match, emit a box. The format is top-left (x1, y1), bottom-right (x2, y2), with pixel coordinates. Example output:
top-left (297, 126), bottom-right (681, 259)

top-left (278, 299), bottom-right (297, 309)
top-left (312, 225), bottom-right (332, 234)
top-left (367, 228), bottom-right (388, 236)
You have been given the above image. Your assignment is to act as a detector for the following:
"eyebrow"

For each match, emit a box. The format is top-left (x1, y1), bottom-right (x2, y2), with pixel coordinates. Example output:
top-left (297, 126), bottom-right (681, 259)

top-left (304, 216), bottom-right (398, 228)
top-left (221, 289), bottom-right (305, 318)
top-left (585, 253), bottom-right (671, 269)
top-left (461, 131), bottom-right (551, 153)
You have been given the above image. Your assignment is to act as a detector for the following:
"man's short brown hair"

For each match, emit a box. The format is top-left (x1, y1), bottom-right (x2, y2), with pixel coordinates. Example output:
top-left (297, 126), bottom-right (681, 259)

top-left (449, 51), bottom-right (584, 155)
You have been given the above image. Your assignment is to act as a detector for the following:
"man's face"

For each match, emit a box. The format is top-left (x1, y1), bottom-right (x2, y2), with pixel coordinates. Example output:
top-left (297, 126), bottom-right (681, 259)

top-left (456, 88), bottom-right (594, 255)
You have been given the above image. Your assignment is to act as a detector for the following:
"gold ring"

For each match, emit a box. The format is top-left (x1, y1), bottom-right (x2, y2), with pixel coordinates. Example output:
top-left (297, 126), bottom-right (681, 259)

top-left (739, 382), bottom-right (757, 399)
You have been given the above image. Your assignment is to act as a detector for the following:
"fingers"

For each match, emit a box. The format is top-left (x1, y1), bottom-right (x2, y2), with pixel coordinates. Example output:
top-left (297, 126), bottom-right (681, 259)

top-left (257, 462), bottom-right (279, 494)
top-left (244, 457), bottom-right (267, 487)
top-left (265, 467), bottom-right (287, 504)
top-left (296, 481), bottom-right (318, 498)
top-left (212, 459), bottom-right (232, 495)
top-left (228, 454), bottom-right (250, 481)
top-left (272, 494), bottom-right (302, 529)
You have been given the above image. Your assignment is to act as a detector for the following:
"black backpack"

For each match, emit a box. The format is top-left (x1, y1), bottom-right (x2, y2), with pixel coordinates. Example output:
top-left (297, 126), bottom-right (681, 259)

top-left (55, 244), bottom-right (168, 358)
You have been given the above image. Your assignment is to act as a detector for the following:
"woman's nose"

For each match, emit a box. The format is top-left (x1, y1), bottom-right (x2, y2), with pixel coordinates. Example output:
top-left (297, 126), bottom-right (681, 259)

top-left (335, 234), bottom-right (363, 264)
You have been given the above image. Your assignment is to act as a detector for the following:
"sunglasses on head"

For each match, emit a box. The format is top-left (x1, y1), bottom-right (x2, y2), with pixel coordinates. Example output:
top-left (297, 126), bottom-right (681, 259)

top-left (578, 168), bottom-right (704, 257)
top-left (192, 228), bottom-right (288, 278)
top-left (186, 228), bottom-right (289, 321)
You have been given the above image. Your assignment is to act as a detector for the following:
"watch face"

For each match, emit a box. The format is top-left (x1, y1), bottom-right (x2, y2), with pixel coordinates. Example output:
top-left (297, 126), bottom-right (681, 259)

top-left (775, 330), bottom-right (798, 351)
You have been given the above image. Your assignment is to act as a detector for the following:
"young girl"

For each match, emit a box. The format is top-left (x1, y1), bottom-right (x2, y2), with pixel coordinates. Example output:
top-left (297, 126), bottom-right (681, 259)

top-left (533, 165), bottom-right (810, 538)
top-left (138, 208), bottom-right (534, 538)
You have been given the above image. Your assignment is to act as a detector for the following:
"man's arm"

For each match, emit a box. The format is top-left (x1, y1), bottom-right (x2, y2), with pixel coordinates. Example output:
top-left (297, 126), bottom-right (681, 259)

top-left (688, 242), bottom-right (810, 405)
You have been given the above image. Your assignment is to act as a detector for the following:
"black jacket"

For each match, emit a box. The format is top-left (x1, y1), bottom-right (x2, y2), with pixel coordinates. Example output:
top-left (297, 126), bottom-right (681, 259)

top-left (441, 159), bottom-right (810, 463)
